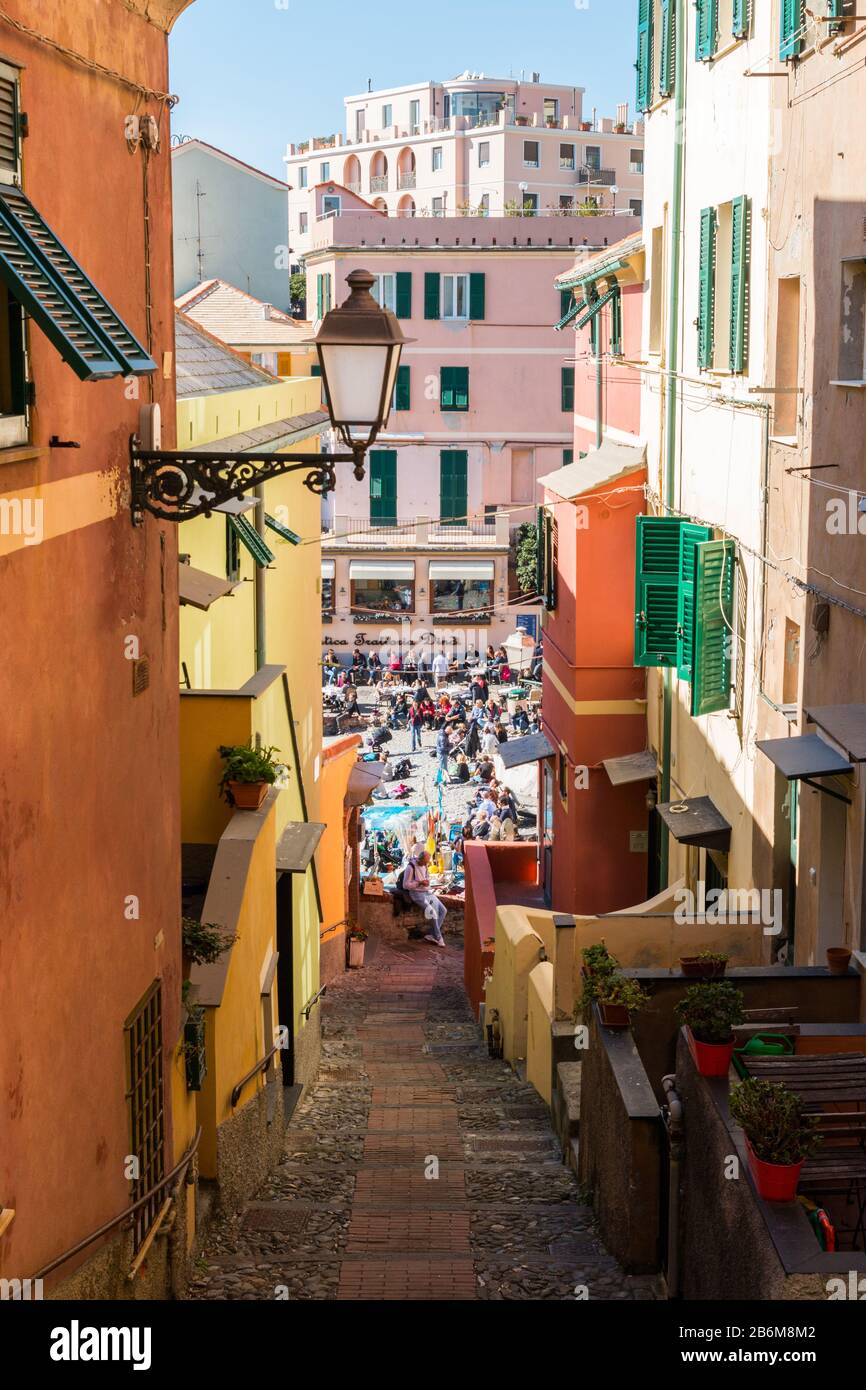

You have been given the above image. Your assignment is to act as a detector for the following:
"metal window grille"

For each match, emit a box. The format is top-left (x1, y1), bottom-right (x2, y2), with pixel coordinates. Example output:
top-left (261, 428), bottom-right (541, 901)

top-left (124, 981), bottom-right (165, 1252)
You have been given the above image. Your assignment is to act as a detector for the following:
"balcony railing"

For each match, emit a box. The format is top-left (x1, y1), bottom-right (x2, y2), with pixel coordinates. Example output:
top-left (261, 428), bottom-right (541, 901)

top-left (345, 181), bottom-right (361, 194)
top-left (397, 171), bottom-right (416, 190)
top-left (322, 515), bottom-right (511, 547)
top-left (578, 166), bottom-right (617, 186)
top-left (370, 175), bottom-right (388, 192)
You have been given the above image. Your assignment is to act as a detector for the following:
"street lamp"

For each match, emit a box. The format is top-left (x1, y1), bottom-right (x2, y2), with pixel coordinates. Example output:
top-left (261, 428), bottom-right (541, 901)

top-left (130, 268), bottom-right (411, 523)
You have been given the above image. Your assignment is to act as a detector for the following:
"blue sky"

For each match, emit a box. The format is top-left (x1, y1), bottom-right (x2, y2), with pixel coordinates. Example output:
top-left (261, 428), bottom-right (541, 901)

top-left (169, 0), bottom-right (638, 179)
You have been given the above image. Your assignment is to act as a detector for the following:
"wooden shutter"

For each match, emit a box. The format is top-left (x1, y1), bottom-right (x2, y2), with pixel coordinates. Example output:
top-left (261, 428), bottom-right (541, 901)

top-left (691, 539), bottom-right (735, 716)
top-left (395, 364), bottom-right (411, 411)
top-left (676, 523), bottom-right (714, 680)
top-left (698, 206), bottom-right (716, 370)
top-left (316, 275), bottom-right (323, 319)
top-left (469, 272), bottom-right (485, 319)
top-left (561, 366), bottom-right (575, 412)
top-left (535, 506), bottom-right (546, 602)
top-left (732, 0), bottom-right (749, 38)
top-left (453, 366), bottom-right (469, 410)
top-left (229, 515), bottom-right (275, 567)
top-left (547, 515), bottom-right (558, 610)
top-left (0, 69), bottom-right (19, 179)
top-left (324, 275), bottom-right (332, 313)
top-left (561, 288), bottom-right (572, 318)
top-left (424, 272), bottom-right (441, 319)
top-left (659, 0), bottom-right (675, 97)
top-left (440, 449), bottom-right (468, 523)
top-left (369, 450), bottom-right (397, 525)
top-left (729, 195), bottom-right (751, 373)
top-left (696, 0), bottom-right (717, 59)
top-left (610, 286), bottom-right (623, 356)
top-left (634, 515), bottom-right (683, 667)
top-left (780, 0), bottom-right (803, 58)
top-left (440, 366), bottom-right (454, 409)
top-left (395, 271), bottom-right (412, 319)
top-left (636, 0), bottom-right (653, 113)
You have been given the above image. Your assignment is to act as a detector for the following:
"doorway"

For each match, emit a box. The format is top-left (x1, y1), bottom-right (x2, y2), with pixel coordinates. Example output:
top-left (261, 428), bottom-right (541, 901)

top-left (815, 790), bottom-right (847, 959)
top-left (276, 874), bottom-right (295, 1086)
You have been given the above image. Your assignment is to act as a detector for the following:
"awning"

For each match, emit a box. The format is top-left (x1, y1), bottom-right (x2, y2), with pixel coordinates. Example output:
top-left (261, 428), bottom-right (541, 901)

top-left (603, 750), bottom-right (659, 786)
top-left (345, 762), bottom-right (387, 807)
top-left (757, 734), bottom-right (853, 781)
top-left (349, 560), bottom-right (414, 580)
top-left (805, 704), bottom-right (866, 763)
top-left (498, 731), bottom-right (556, 770)
top-left (0, 185), bottom-right (155, 380)
top-left (321, 559), bottom-right (336, 579)
top-left (229, 513), bottom-right (274, 567)
top-left (276, 821), bottom-right (326, 873)
top-left (537, 439), bottom-right (647, 499)
top-left (178, 563), bottom-right (239, 610)
top-left (657, 797), bottom-right (732, 852)
top-left (428, 561), bottom-right (495, 581)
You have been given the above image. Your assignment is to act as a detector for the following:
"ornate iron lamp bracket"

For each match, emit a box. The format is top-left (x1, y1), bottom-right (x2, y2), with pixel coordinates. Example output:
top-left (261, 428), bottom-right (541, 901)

top-left (130, 437), bottom-right (365, 525)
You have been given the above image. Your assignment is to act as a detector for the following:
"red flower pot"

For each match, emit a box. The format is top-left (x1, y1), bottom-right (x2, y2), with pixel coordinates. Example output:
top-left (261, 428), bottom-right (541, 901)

top-left (688, 1029), bottom-right (734, 1077)
top-left (746, 1142), bottom-right (804, 1202)
top-left (228, 780), bottom-right (268, 810)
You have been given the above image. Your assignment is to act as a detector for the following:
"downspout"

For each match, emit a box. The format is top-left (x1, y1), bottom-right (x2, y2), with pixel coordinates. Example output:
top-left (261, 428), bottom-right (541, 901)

top-left (595, 345), bottom-right (603, 449)
top-left (254, 484), bottom-right (267, 670)
top-left (659, 0), bottom-right (687, 887)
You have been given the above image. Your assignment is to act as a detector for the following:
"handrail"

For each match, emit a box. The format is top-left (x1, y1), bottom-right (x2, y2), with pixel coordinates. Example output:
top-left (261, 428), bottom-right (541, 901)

top-left (32, 1128), bottom-right (202, 1281)
top-left (230, 1044), bottom-right (280, 1109)
top-left (303, 984), bottom-right (327, 1020)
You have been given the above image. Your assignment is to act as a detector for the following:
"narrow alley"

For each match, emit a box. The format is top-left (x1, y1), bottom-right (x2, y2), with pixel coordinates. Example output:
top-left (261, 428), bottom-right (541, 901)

top-left (189, 926), bottom-right (657, 1302)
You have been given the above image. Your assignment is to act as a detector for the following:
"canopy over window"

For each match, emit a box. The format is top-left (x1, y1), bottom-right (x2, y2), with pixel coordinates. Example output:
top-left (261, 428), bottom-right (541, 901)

top-left (349, 560), bottom-right (415, 580)
top-left (656, 796), bottom-right (731, 852)
top-left (177, 564), bottom-right (238, 611)
top-left (602, 750), bottom-right (658, 786)
top-left (321, 559), bottom-right (336, 579)
top-left (498, 731), bottom-right (555, 771)
top-left (804, 704), bottom-right (866, 763)
top-left (428, 561), bottom-right (495, 581)
top-left (757, 734), bottom-right (853, 781)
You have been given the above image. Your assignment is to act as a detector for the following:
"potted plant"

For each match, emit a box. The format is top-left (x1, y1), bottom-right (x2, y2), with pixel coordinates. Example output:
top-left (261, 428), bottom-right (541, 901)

top-left (729, 1078), bottom-right (819, 1202)
top-left (826, 946), bottom-right (852, 975)
top-left (218, 742), bottom-right (282, 809)
top-left (582, 941), bottom-right (620, 978)
top-left (675, 981), bottom-right (745, 1076)
top-left (680, 949), bottom-right (729, 979)
top-left (580, 120), bottom-right (592, 132)
top-left (183, 1000), bottom-right (207, 1091)
top-left (515, 114), bottom-right (529, 126)
top-left (182, 916), bottom-right (237, 975)
top-left (348, 928), bottom-right (368, 968)
top-left (597, 974), bottom-right (650, 1029)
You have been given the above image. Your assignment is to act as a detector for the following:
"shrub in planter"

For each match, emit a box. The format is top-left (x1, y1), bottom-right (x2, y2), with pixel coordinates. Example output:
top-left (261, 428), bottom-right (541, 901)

top-left (183, 1004), bottom-right (207, 1092)
top-left (675, 981), bottom-right (744, 1076)
top-left (680, 949), bottom-right (729, 979)
top-left (597, 974), bottom-right (650, 1029)
top-left (218, 742), bottom-right (282, 809)
top-left (182, 916), bottom-right (238, 972)
top-left (577, 943), bottom-right (620, 1019)
top-left (729, 1078), bottom-right (819, 1201)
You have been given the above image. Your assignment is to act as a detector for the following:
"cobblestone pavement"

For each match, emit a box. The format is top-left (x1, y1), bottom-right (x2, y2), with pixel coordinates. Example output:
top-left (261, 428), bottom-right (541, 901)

top-left (187, 929), bottom-right (658, 1302)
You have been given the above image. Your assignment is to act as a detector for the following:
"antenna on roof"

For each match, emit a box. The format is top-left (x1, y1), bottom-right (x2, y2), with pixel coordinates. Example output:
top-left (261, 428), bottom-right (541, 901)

top-left (367, 77), bottom-right (372, 92)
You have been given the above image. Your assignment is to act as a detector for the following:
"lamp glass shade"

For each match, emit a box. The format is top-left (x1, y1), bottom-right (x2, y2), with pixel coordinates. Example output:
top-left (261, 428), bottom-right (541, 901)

top-left (319, 342), bottom-right (399, 431)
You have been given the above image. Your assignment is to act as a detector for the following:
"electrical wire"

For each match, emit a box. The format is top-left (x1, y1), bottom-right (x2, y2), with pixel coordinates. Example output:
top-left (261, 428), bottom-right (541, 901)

top-left (0, 8), bottom-right (179, 105)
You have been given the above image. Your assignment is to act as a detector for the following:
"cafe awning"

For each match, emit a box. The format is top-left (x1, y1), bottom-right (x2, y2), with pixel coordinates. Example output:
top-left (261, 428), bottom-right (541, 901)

top-left (602, 749), bottom-right (659, 786)
top-left (276, 821), bottom-right (326, 874)
top-left (804, 704), bottom-right (866, 763)
top-left (345, 762), bottom-right (387, 807)
top-left (349, 561), bottom-right (414, 580)
top-left (498, 731), bottom-right (556, 770)
top-left (656, 796), bottom-right (732, 852)
top-left (757, 732), bottom-right (853, 804)
top-left (428, 561), bottom-right (495, 581)
top-left (178, 563), bottom-right (239, 611)
top-left (321, 559), bottom-right (336, 579)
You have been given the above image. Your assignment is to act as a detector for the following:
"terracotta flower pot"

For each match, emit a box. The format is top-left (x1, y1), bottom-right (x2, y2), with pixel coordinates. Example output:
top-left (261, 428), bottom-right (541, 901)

top-left (599, 1001), bottom-right (630, 1029)
top-left (826, 947), bottom-right (852, 976)
top-left (348, 938), bottom-right (366, 969)
top-left (680, 957), bottom-right (705, 978)
top-left (746, 1141), bottom-right (804, 1202)
top-left (228, 780), bottom-right (269, 810)
top-left (688, 1028), bottom-right (735, 1077)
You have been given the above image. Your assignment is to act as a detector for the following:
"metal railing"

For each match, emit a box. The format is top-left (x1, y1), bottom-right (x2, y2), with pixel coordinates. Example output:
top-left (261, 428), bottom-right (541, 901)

top-left (345, 181), bottom-right (361, 194)
top-left (230, 1043), bottom-right (280, 1109)
top-left (398, 171), bottom-right (416, 189)
top-left (578, 166), bottom-right (617, 185)
top-left (323, 517), bottom-right (503, 546)
top-left (370, 175), bottom-right (389, 192)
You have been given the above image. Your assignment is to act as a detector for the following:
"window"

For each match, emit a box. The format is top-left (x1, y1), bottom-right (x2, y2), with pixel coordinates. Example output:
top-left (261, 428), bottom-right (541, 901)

top-left (369, 450), bottom-right (397, 525)
top-left (410, 99), bottom-right (420, 133)
top-left (780, 0), bottom-right (803, 58)
top-left (432, 196), bottom-right (444, 217)
top-left (697, 0), bottom-right (752, 61)
top-left (633, 516), bottom-right (735, 715)
top-left (563, 448), bottom-right (574, 465)
top-left (355, 109), bottom-right (366, 140)
top-left (836, 259), bottom-right (866, 385)
top-left (783, 618), bottom-right (801, 706)
top-left (561, 366), bottom-right (575, 412)
top-left (440, 366), bottom-right (469, 412)
top-left (638, 0), bottom-right (678, 107)
top-left (431, 574), bottom-right (492, 614)
top-left (536, 507), bottom-right (557, 610)
top-left (299, 212), bottom-right (308, 234)
top-left (320, 161), bottom-right (330, 181)
top-left (584, 145), bottom-right (601, 172)
top-left (522, 193), bottom-right (539, 215)
top-left (252, 351), bottom-right (278, 374)
top-left (393, 363), bottom-right (411, 411)
top-left (382, 104), bottom-right (393, 127)
top-left (438, 273), bottom-right (484, 320)
top-left (299, 167), bottom-right (308, 188)
top-left (124, 982), bottom-right (165, 1253)
top-left (697, 196), bottom-right (751, 373)
top-left (478, 141), bottom-right (490, 167)
top-left (432, 146), bottom-right (443, 171)
top-left (774, 276), bottom-right (801, 434)
top-left (443, 273), bottom-right (469, 319)
top-left (630, 148), bottom-right (644, 174)
top-left (439, 449), bottom-right (468, 523)
top-left (558, 751), bottom-right (569, 803)
top-left (321, 194), bottom-right (341, 217)
top-left (373, 272), bottom-right (397, 313)
top-left (630, 198), bottom-right (643, 218)
top-left (523, 140), bottom-right (540, 167)
top-left (352, 577), bottom-right (414, 613)
top-left (649, 225), bottom-right (665, 354)
top-left (544, 97), bottom-right (560, 124)
top-left (560, 144), bottom-right (576, 170)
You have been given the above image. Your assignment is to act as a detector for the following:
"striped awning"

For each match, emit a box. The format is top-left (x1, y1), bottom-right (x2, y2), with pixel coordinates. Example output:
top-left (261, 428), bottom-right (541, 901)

top-left (321, 559), bottom-right (336, 579)
top-left (428, 561), bottom-right (495, 581)
top-left (349, 561), bottom-right (414, 580)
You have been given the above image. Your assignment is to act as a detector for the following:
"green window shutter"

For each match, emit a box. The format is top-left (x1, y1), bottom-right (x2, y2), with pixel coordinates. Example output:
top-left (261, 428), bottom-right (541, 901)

top-left (316, 275), bottom-right (323, 319)
top-left (535, 506), bottom-right (546, 602)
top-left (698, 206), bottom-right (716, 370)
top-left (455, 366), bottom-right (469, 410)
top-left (659, 0), bottom-right (675, 97)
top-left (827, 0), bottom-right (844, 35)
top-left (732, 0), bottom-right (749, 38)
top-left (560, 288), bottom-right (572, 318)
top-left (691, 539), bottom-right (735, 716)
top-left (780, 0), bottom-right (803, 59)
top-left (610, 286), bottom-right (623, 356)
top-left (635, 0), bottom-right (653, 112)
top-left (395, 271), bottom-right (412, 319)
top-left (440, 366), bottom-right (454, 409)
top-left (634, 516), bottom-right (683, 667)
top-left (469, 272), bottom-right (486, 320)
top-left (676, 523), bottom-right (714, 680)
top-left (440, 449), bottom-right (468, 523)
top-left (696, 0), bottom-right (717, 59)
top-left (561, 366), bottom-right (575, 412)
top-left (369, 450), bottom-right (397, 525)
top-left (424, 272), bottom-right (441, 319)
top-left (310, 364), bottom-right (321, 376)
top-left (441, 366), bottom-right (468, 411)
top-left (264, 513), bottom-right (301, 545)
top-left (563, 449), bottom-right (574, 465)
top-left (324, 275), bottom-right (332, 312)
top-left (229, 514), bottom-right (274, 568)
top-left (729, 195), bottom-right (751, 374)
top-left (395, 364), bottom-right (411, 411)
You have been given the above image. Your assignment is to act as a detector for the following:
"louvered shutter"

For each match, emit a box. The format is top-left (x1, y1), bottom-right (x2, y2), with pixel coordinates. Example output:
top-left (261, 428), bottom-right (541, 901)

top-left (698, 207), bottom-right (716, 370)
top-left (0, 68), bottom-right (19, 180)
top-left (691, 539), bottom-right (735, 716)
top-left (440, 367), bottom-right (454, 409)
top-left (424, 272), bottom-right (441, 319)
top-left (610, 286), bottom-right (623, 356)
top-left (453, 367), bottom-right (469, 410)
top-left (732, 0), bottom-right (749, 38)
top-left (535, 507), bottom-right (546, 604)
top-left (676, 523), bottom-right (714, 679)
top-left (780, 0), bottom-right (804, 59)
top-left (696, 0), bottom-right (718, 60)
top-left (634, 516), bottom-right (683, 667)
top-left (395, 364), bottom-right (411, 411)
top-left (316, 275), bottom-right (323, 320)
top-left (229, 515), bottom-right (274, 567)
top-left (370, 450), bottom-right (397, 525)
top-left (440, 450), bottom-right (468, 523)
top-left (561, 366), bottom-right (575, 412)
top-left (636, 0), bottom-right (653, 113)
top-left (659, 0), bottom-right (675, 97)
top-left (729, 195), bottom-right (751, 373)
top-left (469, 272), bottom-right (486, 320)
top-left (395, 271), bottom-right (412, 319)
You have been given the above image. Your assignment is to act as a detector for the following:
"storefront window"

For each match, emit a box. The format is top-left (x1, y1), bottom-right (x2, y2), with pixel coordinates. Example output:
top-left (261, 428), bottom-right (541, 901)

top-left (322, 577), bottom-right (335, 613)
top-left (351, 579), bottom-right (414, 614)
top-left (431, 578), bottom-right (492, 613)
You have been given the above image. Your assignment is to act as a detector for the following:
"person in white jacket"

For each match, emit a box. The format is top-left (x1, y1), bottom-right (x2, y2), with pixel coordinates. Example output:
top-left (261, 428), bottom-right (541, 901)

top-left (403, 850), bottom-right (446, 947)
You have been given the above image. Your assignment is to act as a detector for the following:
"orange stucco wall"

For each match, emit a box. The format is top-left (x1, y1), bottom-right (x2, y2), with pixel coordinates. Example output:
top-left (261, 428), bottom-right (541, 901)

top-left (318, 735), bottom-right (361, 982)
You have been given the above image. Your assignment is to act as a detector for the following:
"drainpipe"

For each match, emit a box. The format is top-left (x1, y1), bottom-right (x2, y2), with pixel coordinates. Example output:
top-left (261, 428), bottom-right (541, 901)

top-left (595, 348), bottom-right (603, 449)
top-left (662, 1073), bottom-right (683, 1298)
top-left (254, 484), bottom-right (267, 670)
top-left (659, 0), bottom-right (687, 887)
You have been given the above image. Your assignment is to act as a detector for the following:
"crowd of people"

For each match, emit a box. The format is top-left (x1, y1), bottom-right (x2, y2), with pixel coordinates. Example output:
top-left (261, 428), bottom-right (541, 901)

top-left (323, 640), bottom-right (543, 689)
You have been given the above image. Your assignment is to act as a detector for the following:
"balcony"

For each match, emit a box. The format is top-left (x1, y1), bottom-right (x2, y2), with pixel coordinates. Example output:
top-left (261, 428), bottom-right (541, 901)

top-left (578, 166), bottom-right (617, 186)
top-left (323, 514), bottom-right (511, 548)
top-left (345, 181), bottom-right (361, 194)
top-left (397, 172), bottom-right (416, 190)
top-left (370, 175), bottom-right (389, 193)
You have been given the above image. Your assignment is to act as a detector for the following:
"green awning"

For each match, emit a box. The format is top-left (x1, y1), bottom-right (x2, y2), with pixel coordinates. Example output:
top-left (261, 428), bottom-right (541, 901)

top-left (554, 298), bottom-right (587, 332)
top-left (574, 285), bottom-right (619, 330)
top-left (0, 185), bottom-right (155, 380)
top-left (230, 514), bottom-right (274, 567)
top-left (264, 513), bottom-right (301, 546)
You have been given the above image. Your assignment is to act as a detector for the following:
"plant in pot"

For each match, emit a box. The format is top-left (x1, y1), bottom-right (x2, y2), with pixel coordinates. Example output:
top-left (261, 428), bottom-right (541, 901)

top-left (680, 949), bottom-right (729, 980)
top-left (597, 974), bottom-right (649, 1029)
top-left (576, 944), bottom-right (619, 1020)
top-left (181, 982), bottom-right (208, 1092)
top-left (218, 742), bottom-right (282, 809)
top-left (348, 928), bottom-right (368, 969)
top-left (675, 981), bottom-right (745, 1076)
top-left (826, 946), bottom-right (852, 975)
top-left (182, 916), bottom-right (238, 975)
top-left (582, 941), bottom-right (620, 978)
top-left (729, 1078), bottom-right (819, 1202)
